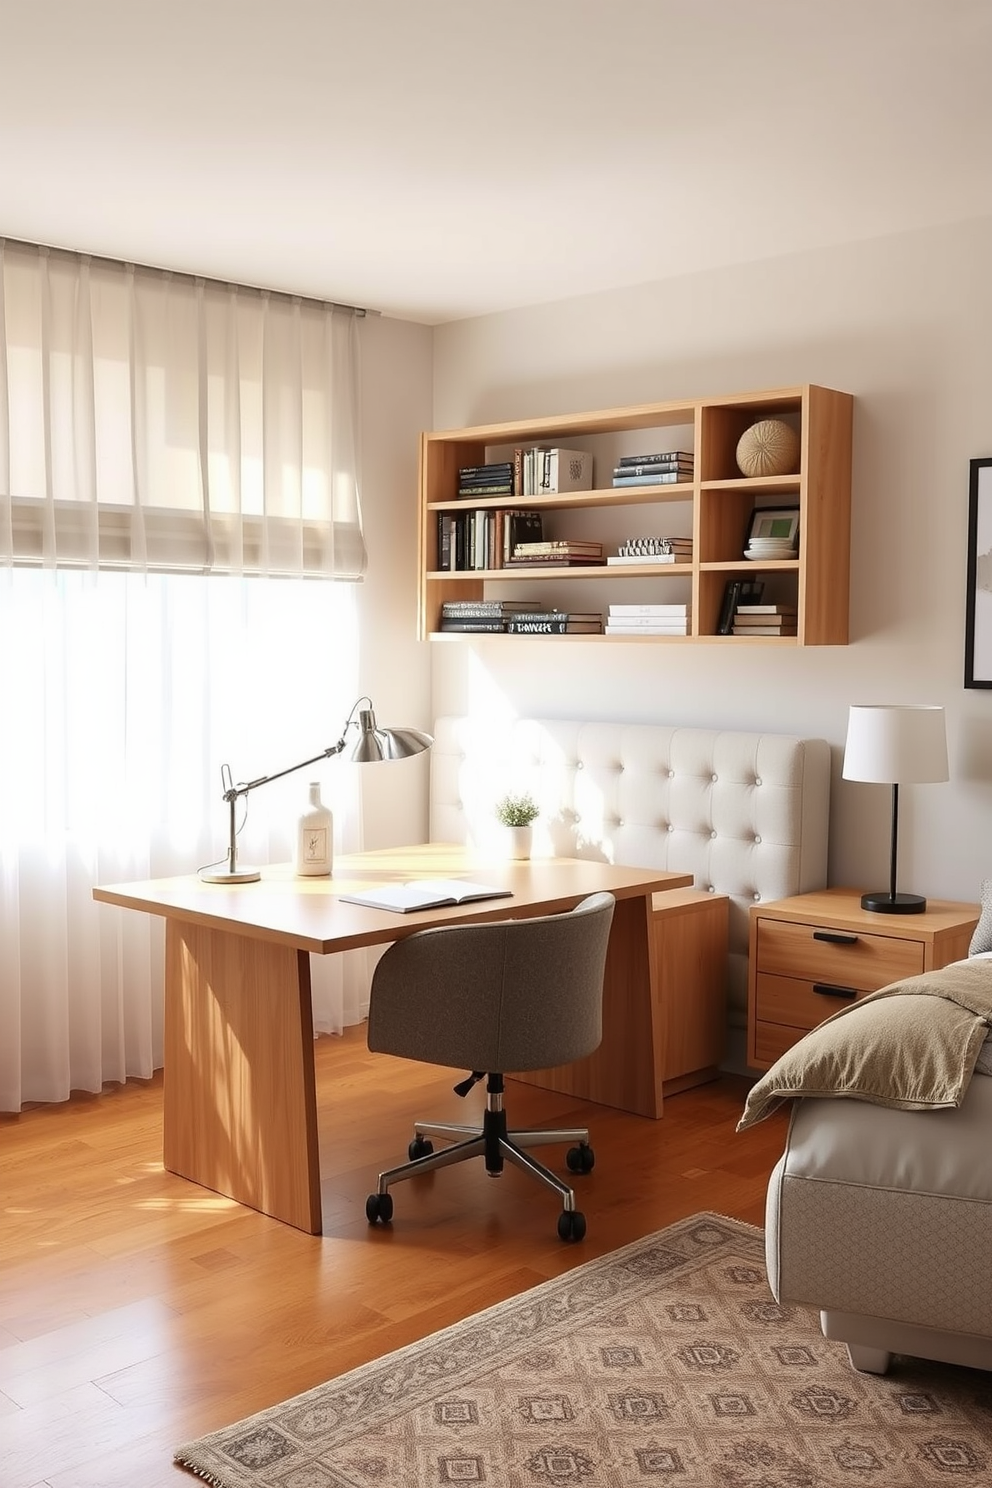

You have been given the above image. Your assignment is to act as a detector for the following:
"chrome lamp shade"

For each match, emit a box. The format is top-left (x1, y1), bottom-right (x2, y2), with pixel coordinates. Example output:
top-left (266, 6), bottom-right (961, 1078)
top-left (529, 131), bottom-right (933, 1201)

top-left (842, 704), bottom-right (948, 914)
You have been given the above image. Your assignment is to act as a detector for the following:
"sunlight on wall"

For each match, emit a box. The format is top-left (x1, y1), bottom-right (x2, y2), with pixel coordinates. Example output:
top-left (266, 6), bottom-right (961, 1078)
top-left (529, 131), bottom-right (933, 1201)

top-left (460, 653), bottom-right (612, 860)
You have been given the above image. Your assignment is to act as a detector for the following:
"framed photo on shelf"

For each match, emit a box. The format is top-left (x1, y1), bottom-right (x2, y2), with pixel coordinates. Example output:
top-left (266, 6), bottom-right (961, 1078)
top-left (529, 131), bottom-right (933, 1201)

top-left (745, 505), bottom-right (800, 548)
top-left (965, 457), bottom-right (992, 689)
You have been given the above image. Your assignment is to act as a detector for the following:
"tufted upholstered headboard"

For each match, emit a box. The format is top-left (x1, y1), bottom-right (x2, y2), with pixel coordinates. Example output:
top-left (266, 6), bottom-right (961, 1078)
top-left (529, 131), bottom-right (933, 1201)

top-left (429, 716), bottom-right (831, 1056)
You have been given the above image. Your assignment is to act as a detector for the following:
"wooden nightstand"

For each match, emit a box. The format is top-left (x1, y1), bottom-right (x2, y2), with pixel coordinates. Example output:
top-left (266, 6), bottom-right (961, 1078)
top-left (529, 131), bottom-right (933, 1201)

top-left (747, 887), bottom-right (979, 1070)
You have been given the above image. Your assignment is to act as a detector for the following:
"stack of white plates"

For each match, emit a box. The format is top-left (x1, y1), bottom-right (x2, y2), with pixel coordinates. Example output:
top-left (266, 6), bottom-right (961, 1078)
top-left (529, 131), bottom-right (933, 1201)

top-left (745, 538), bottom-right (796, 561)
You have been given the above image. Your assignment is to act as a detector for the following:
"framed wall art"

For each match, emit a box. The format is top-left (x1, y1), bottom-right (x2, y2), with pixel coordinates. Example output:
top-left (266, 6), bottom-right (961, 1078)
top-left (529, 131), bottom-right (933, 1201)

top-left (965, 457), bottom-right (992, 689)
top-left (745, 505), bottom-right (800, 548)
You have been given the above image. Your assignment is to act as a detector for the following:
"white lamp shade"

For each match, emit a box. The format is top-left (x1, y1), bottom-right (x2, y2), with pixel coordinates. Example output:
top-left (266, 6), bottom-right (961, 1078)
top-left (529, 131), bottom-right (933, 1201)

top-left (842, 705), bottom-right (949, 785)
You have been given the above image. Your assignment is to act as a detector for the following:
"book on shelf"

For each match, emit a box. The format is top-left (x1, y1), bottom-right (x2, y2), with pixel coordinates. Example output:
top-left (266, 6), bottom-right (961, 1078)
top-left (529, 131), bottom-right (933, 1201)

top-left (606, 553), bottom-right (688, 566)
top-left (734, 604), bottom-right (798, 617)
top-left (439, 619), bottom-right (508, 633)
top-left (608, 603), bottom-right (691, 616)
top-left (456, 483), bottom-right (514, 498)
top-left (507, 616), bottom-right (604, 634)
top-left (441, 600), bottom-right (538, 616)
top-left (518, 446), bottom-right (594, 496)
top-left (734, 613), bottom-right (803, 624)
top-left (504, 550), bottom-right (603, 566)
top-left (606, 615), bottom-right (690, 630)
top-left (611, 471), bottom-right (694, 488)
top-left (716, 578), bottom-right (765, 635)
top-left (537, 447), bottom-right (594, 494)
top-left (615, 450), bottom-right (692, 467)
top-left (505, 610), bottom-right (600, 622)
top-left (339, 879), bottom-right (513, 914)
top-left (612, 460), bottom-right (694, 479)
top-left (458, 461), bottom-right (513, 479)
top-left (611, 536), bottom-right (692, 556)
top-left (512, 540), bottom-right (604, 558)
top-left (731, 624), bottom-right (798, 637)
top-left (604, 623), bottom-right (690, 636)
top-left (437, 513), bottom-right (451, 570)
top-left (513, 538), bottom-right (603, 550)
top-left (732, 612), bottom-right (798, 624)
top-left (503, 510), bottom-right (544, 564)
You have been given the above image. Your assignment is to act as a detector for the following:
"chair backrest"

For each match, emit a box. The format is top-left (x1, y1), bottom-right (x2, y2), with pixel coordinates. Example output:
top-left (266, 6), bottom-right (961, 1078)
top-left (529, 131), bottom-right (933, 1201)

top-left (367, 891), bottom-right (616, 1075)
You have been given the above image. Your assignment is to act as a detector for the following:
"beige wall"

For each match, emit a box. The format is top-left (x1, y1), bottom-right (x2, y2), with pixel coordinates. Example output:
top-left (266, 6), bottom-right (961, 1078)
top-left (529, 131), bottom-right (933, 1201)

top-left (353, 311), bottom-right (434, 848)
top-left (426, 216), bottom-right (992, 908)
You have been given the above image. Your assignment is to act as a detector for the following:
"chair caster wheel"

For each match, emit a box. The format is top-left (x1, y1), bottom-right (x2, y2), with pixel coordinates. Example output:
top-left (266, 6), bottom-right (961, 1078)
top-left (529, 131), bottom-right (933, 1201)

top-left (557, 1209), bottom-right (586, 1242)
top-left (366, 1191), bottom-right (394, 1225)
top-left (566, 1144), bottom-right (595, 1174)
top-left (408, 1137), bottom-right (434, 1160)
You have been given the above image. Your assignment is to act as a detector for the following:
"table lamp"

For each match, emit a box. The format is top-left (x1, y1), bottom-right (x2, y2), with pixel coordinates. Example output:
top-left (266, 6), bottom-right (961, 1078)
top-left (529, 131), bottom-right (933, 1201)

top-left (200, 697), bottom-right (433, 883)
top-left (841, 704), bottom-right (948, 914)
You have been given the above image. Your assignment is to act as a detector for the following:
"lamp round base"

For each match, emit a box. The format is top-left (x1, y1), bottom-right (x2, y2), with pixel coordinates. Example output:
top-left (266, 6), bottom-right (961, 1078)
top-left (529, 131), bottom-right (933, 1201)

top-left (860, 889), bottom-right (927, 915)
top-left (199, 865), bottom-right (262, 884)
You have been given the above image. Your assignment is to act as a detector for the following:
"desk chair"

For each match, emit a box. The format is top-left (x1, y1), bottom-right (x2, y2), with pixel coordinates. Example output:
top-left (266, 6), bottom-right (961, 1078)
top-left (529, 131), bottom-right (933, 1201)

top-left (365, 890), bottom-right (615, 1241)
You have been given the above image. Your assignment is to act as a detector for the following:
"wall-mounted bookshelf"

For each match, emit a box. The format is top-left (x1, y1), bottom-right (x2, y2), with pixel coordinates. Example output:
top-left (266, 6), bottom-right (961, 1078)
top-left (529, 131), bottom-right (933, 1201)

top-left (418, 384), bottom-right (853, 645)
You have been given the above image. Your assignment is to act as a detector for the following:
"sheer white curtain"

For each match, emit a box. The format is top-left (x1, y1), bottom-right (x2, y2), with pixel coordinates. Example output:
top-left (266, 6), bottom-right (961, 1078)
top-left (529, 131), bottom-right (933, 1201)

top-left (0, 240), bottom-right (370, 1112)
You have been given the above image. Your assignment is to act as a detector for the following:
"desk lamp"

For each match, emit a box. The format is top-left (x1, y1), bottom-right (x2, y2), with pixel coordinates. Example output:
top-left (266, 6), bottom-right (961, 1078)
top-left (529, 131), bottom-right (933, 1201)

top-left (842, 704), bottom-right (948, 914)
top-left (200, 697), bottom-right (433, 884)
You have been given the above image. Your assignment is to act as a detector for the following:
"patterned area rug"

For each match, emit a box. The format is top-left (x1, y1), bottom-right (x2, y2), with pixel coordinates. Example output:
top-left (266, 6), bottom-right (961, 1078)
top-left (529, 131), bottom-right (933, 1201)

top-left (175, 1212), bottom-right (992, 1487)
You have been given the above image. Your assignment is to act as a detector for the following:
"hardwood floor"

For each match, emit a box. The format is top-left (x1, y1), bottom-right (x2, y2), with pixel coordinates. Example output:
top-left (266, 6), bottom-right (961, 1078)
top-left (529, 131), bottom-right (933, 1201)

top-left (0, 1026), bottom-right (787, 1488)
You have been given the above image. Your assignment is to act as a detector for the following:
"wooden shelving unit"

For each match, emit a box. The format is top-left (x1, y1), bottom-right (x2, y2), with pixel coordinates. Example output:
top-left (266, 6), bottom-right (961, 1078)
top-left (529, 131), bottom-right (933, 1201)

top-left (418, 384), bottom-right (853, 645)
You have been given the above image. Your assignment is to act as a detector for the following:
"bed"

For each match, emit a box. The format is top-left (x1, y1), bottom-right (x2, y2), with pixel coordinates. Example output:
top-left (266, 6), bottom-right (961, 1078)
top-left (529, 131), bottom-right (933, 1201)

top-left (745, 948), bottom-right (992, 1374)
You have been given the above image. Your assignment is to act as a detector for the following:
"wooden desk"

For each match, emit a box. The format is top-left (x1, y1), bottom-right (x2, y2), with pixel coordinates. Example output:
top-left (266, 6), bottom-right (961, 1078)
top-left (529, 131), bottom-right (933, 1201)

top-left (94, 844), bottom-right (690, 1233)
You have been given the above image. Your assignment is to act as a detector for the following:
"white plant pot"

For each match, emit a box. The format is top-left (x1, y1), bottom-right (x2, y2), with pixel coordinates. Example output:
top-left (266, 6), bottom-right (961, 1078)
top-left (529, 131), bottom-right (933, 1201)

top-left (504, 824), bottom-right (533, 860)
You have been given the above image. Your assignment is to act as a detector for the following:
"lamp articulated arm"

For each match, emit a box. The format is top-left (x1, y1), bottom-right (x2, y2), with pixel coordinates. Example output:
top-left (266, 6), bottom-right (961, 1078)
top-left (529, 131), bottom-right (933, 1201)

top-left (216, 738), bottom-right (348, 881)
top-left (200, 696), bottom-right (432, 885)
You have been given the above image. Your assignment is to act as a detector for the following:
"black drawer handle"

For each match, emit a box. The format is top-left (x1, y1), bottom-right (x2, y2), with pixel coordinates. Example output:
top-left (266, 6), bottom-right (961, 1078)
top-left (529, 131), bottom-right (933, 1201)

top-left (812, 930), bottom-right (859, 946)
top-left (812, 982), bottom-right (857, 1000)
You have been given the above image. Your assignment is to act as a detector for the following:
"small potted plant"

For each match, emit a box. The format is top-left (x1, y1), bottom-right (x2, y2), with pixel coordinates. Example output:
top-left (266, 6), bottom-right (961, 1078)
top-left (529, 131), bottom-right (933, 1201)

top-left (494, 791), bottom-right (539, 859)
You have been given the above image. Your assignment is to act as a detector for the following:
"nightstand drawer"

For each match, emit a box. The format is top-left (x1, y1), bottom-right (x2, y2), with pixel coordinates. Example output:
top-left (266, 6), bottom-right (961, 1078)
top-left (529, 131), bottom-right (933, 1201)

top-left (755, 918), bottom-right (925, 992)
top-left (754, 971), bottom-right (872, 1031)
top-left (753, 1019), bottom-right (805, 1069)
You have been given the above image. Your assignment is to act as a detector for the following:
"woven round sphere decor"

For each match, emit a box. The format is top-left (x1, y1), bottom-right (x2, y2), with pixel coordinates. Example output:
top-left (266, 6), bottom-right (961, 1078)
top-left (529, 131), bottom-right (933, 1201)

top-left (736, 418), bottom-right (800, 477)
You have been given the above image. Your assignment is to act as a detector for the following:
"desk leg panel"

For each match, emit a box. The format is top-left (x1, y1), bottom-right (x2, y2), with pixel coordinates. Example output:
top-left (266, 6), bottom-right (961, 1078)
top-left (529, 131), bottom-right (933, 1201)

top-left (511, 892), bottom-right (663, 1119)
top-left (163, 922), bottom-right (322, 1234)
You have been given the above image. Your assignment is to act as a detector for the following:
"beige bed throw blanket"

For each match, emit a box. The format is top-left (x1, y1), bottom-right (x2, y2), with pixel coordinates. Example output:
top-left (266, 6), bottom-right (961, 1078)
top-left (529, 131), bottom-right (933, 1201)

top-left (738, 957), bottom-right (992, 1130)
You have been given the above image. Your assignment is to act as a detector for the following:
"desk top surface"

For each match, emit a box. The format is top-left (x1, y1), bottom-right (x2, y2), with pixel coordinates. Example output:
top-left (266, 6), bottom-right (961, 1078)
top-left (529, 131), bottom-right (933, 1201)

top-left (93, 842), bottom-right (691, 953)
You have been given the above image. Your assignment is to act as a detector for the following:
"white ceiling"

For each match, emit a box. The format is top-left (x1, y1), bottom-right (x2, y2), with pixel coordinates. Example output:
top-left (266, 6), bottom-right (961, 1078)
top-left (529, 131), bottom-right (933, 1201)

top-left (4, 0), bottom-right (992, 324)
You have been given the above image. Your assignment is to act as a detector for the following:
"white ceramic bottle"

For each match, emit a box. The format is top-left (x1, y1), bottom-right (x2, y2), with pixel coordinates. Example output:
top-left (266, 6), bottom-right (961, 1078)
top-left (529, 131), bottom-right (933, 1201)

top-left (294, 781), bottom-right (333, 877)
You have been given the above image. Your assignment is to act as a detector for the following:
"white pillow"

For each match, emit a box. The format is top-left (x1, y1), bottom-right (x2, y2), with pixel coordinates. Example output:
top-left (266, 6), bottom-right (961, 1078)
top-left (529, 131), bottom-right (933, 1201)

top-left (970, 879), bottom-right (992, 956)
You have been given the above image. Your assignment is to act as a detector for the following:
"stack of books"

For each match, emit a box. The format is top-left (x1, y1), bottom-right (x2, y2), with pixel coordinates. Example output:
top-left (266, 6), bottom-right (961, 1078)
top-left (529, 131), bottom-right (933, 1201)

top-left (606, 537), bottom-right (693, 565)
top-left (457, 461), bottom-right (514, 499)
top-left (732, 603), bottom-right (798, 637)
top-left (439, 600), bottom-right (538, 633)
top-left (605, 603), bottom-right (692, 636)
top-left (505, 539), bottom-right (604, 568)
top-left (437, 509), bottom-right (543, 572)
top-left (611, 451), bottom-right (693, 488)
top-left (506, 610), bottom-right (603, 635)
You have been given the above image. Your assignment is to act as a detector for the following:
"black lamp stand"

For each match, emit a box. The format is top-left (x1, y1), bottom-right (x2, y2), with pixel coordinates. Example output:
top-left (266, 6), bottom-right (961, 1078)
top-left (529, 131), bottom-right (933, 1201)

top-left (860, 782), bottom-right (927, 914)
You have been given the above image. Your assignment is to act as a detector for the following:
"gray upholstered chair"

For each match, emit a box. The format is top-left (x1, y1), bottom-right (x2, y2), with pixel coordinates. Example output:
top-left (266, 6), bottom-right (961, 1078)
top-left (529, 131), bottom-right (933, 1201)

top-left (364, 891), bottom-right (615, 1241)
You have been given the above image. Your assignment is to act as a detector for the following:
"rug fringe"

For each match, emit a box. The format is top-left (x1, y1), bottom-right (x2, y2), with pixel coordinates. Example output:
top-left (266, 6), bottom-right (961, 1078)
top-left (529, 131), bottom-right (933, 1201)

top-left (173, 1453), bottom-right (229, 1487)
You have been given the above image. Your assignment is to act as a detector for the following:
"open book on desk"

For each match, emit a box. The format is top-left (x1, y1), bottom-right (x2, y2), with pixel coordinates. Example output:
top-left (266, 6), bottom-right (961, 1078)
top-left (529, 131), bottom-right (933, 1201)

top-left (338, 879), bottom-right (513, 914)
